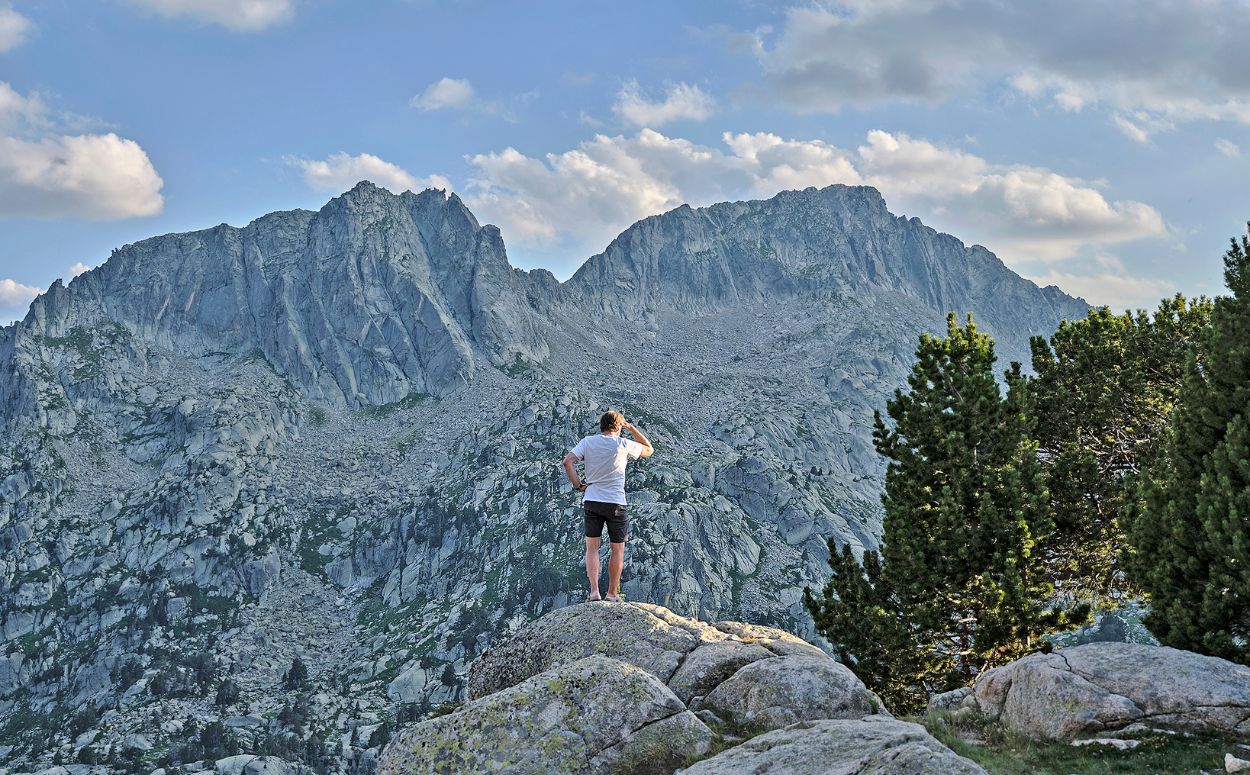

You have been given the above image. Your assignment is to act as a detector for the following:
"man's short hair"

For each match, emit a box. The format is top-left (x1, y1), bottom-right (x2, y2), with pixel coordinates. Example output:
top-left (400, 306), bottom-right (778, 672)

top-left (600, 410), bottom-right (624, 432)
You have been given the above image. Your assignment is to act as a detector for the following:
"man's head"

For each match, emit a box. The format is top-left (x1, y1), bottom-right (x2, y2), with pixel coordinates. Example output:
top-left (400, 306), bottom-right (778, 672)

top-left (600, 410), bottom-right (624, 433)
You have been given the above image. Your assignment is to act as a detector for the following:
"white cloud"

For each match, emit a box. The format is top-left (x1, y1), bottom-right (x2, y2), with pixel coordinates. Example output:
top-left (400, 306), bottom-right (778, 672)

top-left (748, 1), bottom-right (1250, 136)
top-left (464, 130), bottom-right (804, 250)
top-left (0, 83), bottom-right (164, 219)
top-left (857, 130), bottom-right (1165, 262)
top-left (286, 151), bottom-right (451, 195)
top-left (0, 277), bottom-right (37, 305)
top-left (67, 261), bottom-right (91, 278)
top-left (462, 128), bottom-right (1162, 270)
top-left (1217, 138), bottom-right (1242, 158)
top-left (127, 0), bottom-right (293, 31)
top-left (409, 77), bottom-right (522, 119)
top-left (411, 77), bottom-right (476, 111)
top-left (0, 81), bottom-right (45, 130)
top-left (1031, 256), bottom-right (1176, 311)
top-left (1113, 115), bottom-right (1152, 145)
top-left (0, 277), bottom-right (39, 323)
top-left (0, 3), bottom-right (32, 52)
top-left (612, 81), bottom-right (716, 126)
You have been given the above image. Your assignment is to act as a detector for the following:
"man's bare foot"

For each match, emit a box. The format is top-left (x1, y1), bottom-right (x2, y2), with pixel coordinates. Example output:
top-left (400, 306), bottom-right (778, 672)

top-left (605, 594), bottom-right (622, 602)
top-left (586, 592), bottom-right (602, 602)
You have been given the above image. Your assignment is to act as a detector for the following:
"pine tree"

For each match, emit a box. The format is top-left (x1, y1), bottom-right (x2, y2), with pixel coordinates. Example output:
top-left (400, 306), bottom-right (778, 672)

top-left (807, 314), bottom-right (1085, 713)
top-left (1029, 297), bottom-right (1211, 604)
top-left (803, 544), bottom-right (925, 711)
top-left (1126, 227), bottom-right (1250, 661)
top-left (283, 656), bottom-right (310, 691)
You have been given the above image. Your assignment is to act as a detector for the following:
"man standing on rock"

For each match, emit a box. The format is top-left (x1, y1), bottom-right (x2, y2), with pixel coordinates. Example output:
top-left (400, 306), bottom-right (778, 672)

top-left (562, 410), bottom-right (653, 602)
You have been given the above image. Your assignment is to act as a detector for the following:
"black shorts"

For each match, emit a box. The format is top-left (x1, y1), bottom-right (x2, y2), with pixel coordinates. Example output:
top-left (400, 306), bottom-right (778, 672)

top-left (584, 500), bottom-right (628, 544)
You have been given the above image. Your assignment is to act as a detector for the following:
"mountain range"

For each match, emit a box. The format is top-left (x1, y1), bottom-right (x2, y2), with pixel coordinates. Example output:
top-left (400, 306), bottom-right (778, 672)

top-left (0, 181), bottom-right (1088, 771)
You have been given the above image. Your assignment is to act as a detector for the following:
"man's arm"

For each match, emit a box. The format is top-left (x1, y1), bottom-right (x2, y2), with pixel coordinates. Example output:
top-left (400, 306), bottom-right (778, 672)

top-left (624, 422), bottom-right (654, 458)
top-left (562, 452), bottom-right (588, 491)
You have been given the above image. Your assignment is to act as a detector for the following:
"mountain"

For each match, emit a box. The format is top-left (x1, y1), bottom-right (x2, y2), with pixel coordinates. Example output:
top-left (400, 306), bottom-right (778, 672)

top-left (0, 181), bottom-right (1088, 772)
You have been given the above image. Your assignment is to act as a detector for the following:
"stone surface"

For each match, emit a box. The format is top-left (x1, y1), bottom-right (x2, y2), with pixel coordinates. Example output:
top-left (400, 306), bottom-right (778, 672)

top-left (972, 642), bottom-right (1250, 740)
top-left (1070, 738), bottom-right (1140, 750)
top-left (668, 639), bottom-right (775, 704)
top-left (466, 602), bottom-right (712, 699)
top-left (698, 654), bottom-right (884, 732)
top-left (465, 601), bottom-right (880, 737)
top-left (676, 717), bottom-right (987, 775)
top-left (927, 686), bottom-right (974, 713)
top-left (1227, 752), bottom-right (1250, 773)
top-left (467, 601), bottom-right (802, 699)
top-left (378, 655), bottom-right (714, 775)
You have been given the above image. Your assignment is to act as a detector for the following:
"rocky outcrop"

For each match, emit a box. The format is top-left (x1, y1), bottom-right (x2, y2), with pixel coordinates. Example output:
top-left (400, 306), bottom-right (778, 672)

top-left (383, 602), bottom-right (982, 775)
top-left (465, 601), bottom-right (877, 733)
top-left (676, 717), bottom-right (987, 775)
top-left (699, 653), bottom-right (881, 731)
top-left (963, 642), bottom-right (1250, 741)
top-left (380, 655), bottom-right (714, 775)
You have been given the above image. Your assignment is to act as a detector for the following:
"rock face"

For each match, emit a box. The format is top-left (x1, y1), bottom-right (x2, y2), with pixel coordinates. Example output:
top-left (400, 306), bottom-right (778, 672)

top-left (383, 602), bottom-right (982, 775)
top-left (676, 717), bottom-right (987, 775)
top-left (0, 182), bottom-right (1086, 771)
top-left (967, 642), bottom-right (1250, 741)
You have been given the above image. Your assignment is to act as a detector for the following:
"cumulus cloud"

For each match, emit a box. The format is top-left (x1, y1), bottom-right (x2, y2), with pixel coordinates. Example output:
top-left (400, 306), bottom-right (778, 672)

top-left (0, 134), bottom-right (164, 219)
top-left (1031, 256), bottom-right (1177, 311)
top-left (0, 277), bottom-right (39, 323)
top-left (0, 3), bottom-right (32, 52)
top-left (612, 81), bottom-right (716, 126)
top-left (0, 277), bottom-right (37, 305)
top-left (411, 77), bottom-right (476, 111)
top-left (67, 261), bottom-right (91, 278)
top-left (0, 83), bottom-right (164, 220)
top-left (855, 131), bottom-right (1164, 262)
top-left (0, 81), bottom-right (46, 129)
top-left (286, 151), bottom-right (451, 194)
top-left (462, 128), bottom-right (1163, 269)
top-left (127, 0), bottom-right (293, 31)
top-left (746, 1), bottom-right (1250, 135)
top-left (1217, 138), bottom-right (1242, 158)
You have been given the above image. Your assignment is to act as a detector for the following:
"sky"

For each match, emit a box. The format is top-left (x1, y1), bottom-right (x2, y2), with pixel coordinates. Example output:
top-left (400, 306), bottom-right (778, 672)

top-left (0, 0), bottom-right (1248, 324)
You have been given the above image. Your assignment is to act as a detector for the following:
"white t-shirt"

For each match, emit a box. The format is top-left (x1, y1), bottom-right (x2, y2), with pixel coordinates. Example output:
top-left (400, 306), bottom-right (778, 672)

top-left (570, 433), bottom-right (645, 505)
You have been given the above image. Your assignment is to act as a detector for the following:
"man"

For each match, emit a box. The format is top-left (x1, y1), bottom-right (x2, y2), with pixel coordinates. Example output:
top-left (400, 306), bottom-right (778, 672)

top-left (562, 410), bottom-right (653, 602)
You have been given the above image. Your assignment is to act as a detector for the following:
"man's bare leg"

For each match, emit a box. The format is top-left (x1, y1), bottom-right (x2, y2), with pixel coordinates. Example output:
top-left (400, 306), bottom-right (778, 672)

top-left (607, 541), bottom-right (624, 600)
top-left (585, 536), bottom-right (602, 599)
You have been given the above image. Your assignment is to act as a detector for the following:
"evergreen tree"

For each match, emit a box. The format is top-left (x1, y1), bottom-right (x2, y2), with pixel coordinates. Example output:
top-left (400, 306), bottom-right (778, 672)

top-left (1126, 227), bottom-right (1250, 661)
top-left (215, 678), bottom-right (241, 708)
top-left (283, 656), bottom-right (310, 691)
top-left (807, 314), bottom-right (1085, 713)
top-left (802, 544), bottom-right (927, 711)
top-left (1029, 297), bottom-right (1211, 604)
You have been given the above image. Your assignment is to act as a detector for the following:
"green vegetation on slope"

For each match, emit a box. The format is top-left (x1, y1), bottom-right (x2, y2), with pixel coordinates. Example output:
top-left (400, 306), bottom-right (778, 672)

top-left (924, 713), bottom-right (1238, 775)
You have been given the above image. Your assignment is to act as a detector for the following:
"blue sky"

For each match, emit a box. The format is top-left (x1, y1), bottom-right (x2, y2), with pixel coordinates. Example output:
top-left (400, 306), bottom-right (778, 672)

top-left (1, 0), bottom-right (1248, 323)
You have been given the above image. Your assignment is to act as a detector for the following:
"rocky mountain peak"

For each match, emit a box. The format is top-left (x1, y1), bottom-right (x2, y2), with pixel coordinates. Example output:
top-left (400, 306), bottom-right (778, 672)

top-left (563, 184), bottom-right (1086, 363)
